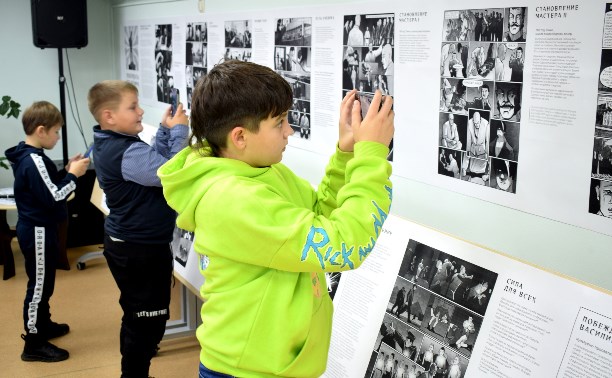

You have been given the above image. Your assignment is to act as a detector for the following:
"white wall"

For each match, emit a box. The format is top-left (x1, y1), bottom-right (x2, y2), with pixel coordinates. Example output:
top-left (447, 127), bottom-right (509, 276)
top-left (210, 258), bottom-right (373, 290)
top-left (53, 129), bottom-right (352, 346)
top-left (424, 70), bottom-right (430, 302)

top-left (0, 0), bottom-right (115, 188)
top-left (10, 0), bottom-right (612, 290)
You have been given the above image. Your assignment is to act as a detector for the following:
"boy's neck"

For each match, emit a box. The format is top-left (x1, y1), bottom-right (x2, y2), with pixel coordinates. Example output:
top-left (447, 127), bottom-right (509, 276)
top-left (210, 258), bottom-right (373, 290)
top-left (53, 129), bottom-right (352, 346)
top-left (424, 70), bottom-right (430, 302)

top-left (24, 136), bottom-right (43, 149)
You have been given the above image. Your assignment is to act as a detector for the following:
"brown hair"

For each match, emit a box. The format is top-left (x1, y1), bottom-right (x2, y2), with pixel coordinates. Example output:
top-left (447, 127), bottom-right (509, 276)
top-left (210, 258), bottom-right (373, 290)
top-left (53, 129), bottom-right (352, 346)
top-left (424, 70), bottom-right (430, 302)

top-left (21, 101), bottom-right (63, 135)
top-left (87, 80), bottom-right (138, 123)
top-left (190, 60), bottom-right (293, 156)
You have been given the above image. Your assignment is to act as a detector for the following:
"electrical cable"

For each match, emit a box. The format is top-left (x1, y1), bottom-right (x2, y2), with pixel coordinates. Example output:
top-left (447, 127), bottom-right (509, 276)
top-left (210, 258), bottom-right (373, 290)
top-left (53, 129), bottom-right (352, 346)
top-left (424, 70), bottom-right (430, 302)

top-left (64, 49), bottom-right (89, 149)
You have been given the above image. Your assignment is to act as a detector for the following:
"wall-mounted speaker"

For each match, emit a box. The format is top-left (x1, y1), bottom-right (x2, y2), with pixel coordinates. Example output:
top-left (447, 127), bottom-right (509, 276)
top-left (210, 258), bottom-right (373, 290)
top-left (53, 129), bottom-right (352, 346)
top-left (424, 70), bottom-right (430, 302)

top-left (31, 0), bottom-right (88, 49)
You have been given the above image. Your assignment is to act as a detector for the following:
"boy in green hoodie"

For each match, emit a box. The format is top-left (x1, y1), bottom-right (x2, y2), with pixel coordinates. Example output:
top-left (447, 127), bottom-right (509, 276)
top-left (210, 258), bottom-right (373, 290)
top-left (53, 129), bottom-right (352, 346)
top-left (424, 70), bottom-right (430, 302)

top-left (158, 60), bottom-right (394, 378)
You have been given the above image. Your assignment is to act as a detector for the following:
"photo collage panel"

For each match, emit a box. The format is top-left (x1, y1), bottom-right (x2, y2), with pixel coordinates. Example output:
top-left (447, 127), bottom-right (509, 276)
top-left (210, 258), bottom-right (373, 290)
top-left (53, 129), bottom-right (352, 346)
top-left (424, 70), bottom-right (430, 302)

top-left (590, 3), bottom-right (612, 220)
top-left (342, 13), bottom-right (395, 161)
top-left (185, 22), bottom-right (208, 108)
top-left (155, 24), bottom-right (176, 104)
top-left (275, 18), bottom-right (312, 139)
top-left (224, 20), bottom-right (253, 62)
top-left (363, 239), bottom-right (498, 378)
top-left (438, 7), bottom-right (527, 193)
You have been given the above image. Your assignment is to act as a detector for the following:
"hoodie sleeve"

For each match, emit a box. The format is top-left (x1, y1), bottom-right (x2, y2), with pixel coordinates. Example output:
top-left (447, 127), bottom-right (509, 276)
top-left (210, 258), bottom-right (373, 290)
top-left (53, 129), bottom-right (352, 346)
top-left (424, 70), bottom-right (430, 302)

top-left (310, 145), bottom-right (353, 218)
top-left (122, 124), bottom-right (189, 187)
top-left (198, 141), bottom-right (392, 273)
top-left (25, 153), bottom-right (76, 208)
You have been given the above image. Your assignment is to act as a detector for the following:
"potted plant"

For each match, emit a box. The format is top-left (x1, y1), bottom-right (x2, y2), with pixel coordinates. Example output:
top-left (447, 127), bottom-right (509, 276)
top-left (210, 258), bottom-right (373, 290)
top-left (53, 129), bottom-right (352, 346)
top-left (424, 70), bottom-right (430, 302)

top-left (0, 96), bottom-right (21, 169)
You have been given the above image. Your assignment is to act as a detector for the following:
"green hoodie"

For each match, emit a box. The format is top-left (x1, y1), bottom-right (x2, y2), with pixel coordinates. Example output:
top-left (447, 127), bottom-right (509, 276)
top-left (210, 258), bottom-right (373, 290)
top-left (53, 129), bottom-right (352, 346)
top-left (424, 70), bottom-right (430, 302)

top-left (158, 141), bottom-right (392, 377)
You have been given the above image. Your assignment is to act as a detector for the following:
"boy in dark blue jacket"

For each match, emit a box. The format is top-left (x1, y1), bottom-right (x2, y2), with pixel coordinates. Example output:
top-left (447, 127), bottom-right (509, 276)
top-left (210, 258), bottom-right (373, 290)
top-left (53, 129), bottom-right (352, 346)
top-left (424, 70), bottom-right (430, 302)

top-left (87, 80), bottom-right (189, 377)
top-left (5, 101), bottom-right (90, 362)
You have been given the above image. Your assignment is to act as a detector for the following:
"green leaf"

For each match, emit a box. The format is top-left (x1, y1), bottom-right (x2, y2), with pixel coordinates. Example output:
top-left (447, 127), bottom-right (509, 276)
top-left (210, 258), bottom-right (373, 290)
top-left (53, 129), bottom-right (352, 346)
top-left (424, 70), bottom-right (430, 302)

top-left (8, 107), bottom-right (20, 118)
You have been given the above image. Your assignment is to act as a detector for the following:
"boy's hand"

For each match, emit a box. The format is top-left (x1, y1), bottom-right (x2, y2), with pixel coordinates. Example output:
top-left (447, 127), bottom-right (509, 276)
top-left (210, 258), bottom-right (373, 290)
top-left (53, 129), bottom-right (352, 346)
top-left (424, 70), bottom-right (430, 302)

top-left (64, 153), bottom-right (84, 172)
top-left (68, 157), bottom-right (90, 178)
top-left (338, 89), bottom-right (356, 152)
top-left (162, 103), bottom-right (189, 128)
top-left (351, 90), bottom-right (394, 148)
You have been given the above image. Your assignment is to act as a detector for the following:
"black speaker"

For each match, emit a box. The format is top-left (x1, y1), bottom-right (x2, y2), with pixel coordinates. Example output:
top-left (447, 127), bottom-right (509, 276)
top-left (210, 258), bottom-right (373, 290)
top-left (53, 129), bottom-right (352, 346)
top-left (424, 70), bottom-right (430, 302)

top-left (31, 0), bottom-right (88, 49)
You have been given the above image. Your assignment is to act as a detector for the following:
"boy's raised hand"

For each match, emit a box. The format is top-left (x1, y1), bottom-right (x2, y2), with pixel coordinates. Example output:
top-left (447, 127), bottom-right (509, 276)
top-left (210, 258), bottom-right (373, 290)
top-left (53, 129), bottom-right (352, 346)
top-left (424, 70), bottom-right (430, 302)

top-left (163, 103), bottom-right (189, 128)
top-left (351, 90), bottom-right (394, 148)
top-left (338, 89), bottom-right (357, 152)
top-left (68, 157), bottom-right (90, 178)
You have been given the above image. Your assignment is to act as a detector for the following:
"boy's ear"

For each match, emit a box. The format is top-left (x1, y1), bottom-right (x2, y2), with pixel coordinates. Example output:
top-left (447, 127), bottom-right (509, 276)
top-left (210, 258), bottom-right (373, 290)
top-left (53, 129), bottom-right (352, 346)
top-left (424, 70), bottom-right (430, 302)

top-left (34, 125), bottom-right (47, 136)
top-left (228, 126), bottom-right (247, 150)
top-left (100, 109), bottom-right (115, 125)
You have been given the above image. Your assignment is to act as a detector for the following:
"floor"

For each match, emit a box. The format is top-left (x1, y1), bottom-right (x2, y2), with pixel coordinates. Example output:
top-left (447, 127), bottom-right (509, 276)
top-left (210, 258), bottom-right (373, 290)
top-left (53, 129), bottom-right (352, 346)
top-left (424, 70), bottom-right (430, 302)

top-left (0, 241), bottom-right (201, 377)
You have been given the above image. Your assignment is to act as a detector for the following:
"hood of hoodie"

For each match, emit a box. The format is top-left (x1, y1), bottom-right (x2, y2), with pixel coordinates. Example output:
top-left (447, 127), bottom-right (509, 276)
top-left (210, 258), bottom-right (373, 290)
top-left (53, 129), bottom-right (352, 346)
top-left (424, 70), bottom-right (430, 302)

top-left (158, 145), bottom-right (270, 232)
top-left (5, 142), bottom-right (42, 169)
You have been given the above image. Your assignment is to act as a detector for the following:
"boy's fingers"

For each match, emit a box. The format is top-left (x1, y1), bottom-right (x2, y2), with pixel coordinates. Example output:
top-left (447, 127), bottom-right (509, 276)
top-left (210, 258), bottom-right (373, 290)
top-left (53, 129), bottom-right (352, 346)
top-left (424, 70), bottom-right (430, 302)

top-left (380, 95), bottom-right (394, 116)
top-left (341, 90), bottom-right (356, 119)
top-left (367, 90), bottom-right (383, 118)
top-left (351, 99), bottom-right (362, 128)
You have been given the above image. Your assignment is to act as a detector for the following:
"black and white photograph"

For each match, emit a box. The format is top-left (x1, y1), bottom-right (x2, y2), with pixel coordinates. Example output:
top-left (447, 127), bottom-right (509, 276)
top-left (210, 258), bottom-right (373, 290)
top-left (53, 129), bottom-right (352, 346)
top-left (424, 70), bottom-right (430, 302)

top-left (595, 93), bottom-right (612, 133)
top-left (155, 24), bottom-right (175, 104)
top-left (376, 313), bottom-right (425, 364)
top-left (598, 49), bottom-right (612, 93)
top-left (592, 137), bottom-right (612, 180)
top-left (343, 13), bottom-right (394, 97)
top-left (494, 81), bottom-right (522, 121)
top-left (441, 42), bottom-right (468, 78)
top-left (367, 338), bottom-right (425, 378)
top-left (465, 42), bottom-right (496, 80)
top-left (459, 109), bottom-right (491, 186)
top-left (225, 20), bottom-right (252, 48)
top-left (494, 42), bottom-right (525, 82)
top-left (440, 78), bottom-right (468, 115)
top-left (438, 147), bottom-right (463, 179)
top-left (589, 178), bottom-right (612, 218)
top-left (170, 226), bottom-right (195, 267)
top-left (124, 25), bottom-right (138, 71)
top-left (489, 119), bottom-right (519, 161)
top-left (442, 10), bottom-right (477, 42)
top-left (344, 14), bottom-right (394, 48)
top-left (224, 47), bottom-right (252, 62)
top-left (275, 17), bottom-right (312, 141)
top-left (186, 22), bottom-right (207, 43)
top-left (275, 18), bottom-right (311, 47)
top-left (466, 81), bottom-right (494, 111)
top-left (417, 337), bottom-right (470, 378)
top-left (503, 7), bottom-right (527, 42)
top-left (439, 112), bottom-right (467, 152)
top-left (490, 158), bottom-right (517, 193)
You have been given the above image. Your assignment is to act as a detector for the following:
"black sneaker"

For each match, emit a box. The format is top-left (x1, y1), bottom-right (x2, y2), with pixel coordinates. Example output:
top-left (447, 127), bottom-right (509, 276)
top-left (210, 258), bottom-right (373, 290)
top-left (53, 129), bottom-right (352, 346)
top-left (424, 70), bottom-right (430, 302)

top-left (40, 322), bottom-right (70, 340)
top-left (21, 334), bottom-right (69, 362)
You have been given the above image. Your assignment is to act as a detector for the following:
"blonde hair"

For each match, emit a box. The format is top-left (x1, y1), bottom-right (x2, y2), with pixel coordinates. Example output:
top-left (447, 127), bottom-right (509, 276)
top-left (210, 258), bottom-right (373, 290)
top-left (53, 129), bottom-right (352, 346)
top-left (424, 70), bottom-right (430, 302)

top-left (87, 80), bottom-right (138, 122)
top-left (21, 101), bottom-right (63, 135)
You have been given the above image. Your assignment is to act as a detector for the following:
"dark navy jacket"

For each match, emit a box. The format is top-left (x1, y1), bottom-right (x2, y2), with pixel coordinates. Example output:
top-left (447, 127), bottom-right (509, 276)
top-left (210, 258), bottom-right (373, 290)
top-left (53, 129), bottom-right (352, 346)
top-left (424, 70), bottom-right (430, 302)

top-left (92, 124), bottom-right (188, 244)
top-left (5, 142), bottom-right (76, 227)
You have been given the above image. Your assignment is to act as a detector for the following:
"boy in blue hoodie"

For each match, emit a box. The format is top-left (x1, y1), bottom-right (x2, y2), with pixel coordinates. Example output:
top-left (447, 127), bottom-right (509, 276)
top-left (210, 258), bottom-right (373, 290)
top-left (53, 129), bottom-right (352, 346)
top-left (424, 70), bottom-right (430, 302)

top-left (5, 101), bottom-right (90, 362)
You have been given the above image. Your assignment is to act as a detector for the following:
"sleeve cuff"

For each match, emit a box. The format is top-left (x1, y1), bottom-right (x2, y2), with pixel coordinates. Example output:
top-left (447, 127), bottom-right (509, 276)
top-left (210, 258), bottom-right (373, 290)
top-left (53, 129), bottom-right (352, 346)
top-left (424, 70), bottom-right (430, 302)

top-left (353, 141), bottom-right (389, 159)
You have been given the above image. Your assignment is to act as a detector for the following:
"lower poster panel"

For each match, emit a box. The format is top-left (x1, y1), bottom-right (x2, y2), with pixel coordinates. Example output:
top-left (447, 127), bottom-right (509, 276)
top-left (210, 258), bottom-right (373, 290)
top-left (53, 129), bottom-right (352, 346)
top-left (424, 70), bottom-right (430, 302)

top-left (323, 215), bottom-right (612, 378)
